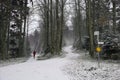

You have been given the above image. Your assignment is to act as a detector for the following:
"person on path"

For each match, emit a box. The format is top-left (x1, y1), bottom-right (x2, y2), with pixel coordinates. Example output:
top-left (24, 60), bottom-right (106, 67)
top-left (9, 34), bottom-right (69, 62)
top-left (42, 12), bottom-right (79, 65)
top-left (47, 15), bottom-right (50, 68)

top-left (33, 50), bottom-right (36, 59)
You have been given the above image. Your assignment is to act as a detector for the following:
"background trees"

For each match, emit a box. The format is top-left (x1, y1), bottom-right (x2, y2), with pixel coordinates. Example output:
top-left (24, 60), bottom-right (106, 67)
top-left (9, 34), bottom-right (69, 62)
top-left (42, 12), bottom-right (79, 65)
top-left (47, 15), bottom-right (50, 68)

top-left (29, 0), bottom-right (120, 58)
top-left (0, 0), bottom-right (10, 59)
top-left (0, 0), bottom-right (120, 59)
top-left (72, 0), bottom-right (83, 50)
top-left (36, 0), bottom-right (67, 55)
top-left (72, 0), bottom-right (120, 57)
top-left (0, 0), bottom-right (32, 60)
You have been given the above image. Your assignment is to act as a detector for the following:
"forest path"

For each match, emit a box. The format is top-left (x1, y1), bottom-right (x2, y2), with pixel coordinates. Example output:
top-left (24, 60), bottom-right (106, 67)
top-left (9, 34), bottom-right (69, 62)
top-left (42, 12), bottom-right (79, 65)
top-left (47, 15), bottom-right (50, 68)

top-left (0, 45), bottom-right (78, 80)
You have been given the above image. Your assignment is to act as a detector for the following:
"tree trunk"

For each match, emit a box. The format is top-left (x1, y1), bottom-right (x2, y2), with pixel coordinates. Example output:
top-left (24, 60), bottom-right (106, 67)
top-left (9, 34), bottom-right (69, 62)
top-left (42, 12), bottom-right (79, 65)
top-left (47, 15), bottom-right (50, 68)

top-left (112, 1), bottom-right (116, 34)
top-left (87, 0), bottom-right (94, 57)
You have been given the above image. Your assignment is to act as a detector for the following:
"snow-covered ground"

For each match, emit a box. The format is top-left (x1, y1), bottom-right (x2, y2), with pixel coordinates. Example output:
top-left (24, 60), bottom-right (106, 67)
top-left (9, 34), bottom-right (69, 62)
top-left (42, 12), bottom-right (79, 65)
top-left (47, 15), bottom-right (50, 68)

top-left (0, 57), bottom-right (28, 67)
top-left (0, 46), bottom-right (120, 80)
top-left (63, 46), bottom-right (120, 80)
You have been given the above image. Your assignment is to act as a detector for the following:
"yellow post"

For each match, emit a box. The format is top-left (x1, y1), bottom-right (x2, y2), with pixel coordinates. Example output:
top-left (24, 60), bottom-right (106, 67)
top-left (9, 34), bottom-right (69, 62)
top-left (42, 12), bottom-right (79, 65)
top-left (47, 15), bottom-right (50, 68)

top-left (96, 46), bottom-right (101, 68)
top-left (96, 47), bottom-right (101, 52)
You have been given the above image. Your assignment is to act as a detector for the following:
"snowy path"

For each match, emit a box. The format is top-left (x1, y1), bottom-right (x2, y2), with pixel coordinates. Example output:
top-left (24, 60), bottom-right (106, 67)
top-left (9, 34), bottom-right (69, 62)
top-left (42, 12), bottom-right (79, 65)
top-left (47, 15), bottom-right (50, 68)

top-left (0, 46), bottom-right (120, 80)
top-left (0, 46), bottom-right (77, 80)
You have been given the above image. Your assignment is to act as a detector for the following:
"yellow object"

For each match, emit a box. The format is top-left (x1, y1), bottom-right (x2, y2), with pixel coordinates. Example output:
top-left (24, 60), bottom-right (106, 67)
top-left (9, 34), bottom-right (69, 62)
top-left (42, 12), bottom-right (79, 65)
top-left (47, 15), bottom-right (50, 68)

top-left (96, 47), bottom-right (101, 52)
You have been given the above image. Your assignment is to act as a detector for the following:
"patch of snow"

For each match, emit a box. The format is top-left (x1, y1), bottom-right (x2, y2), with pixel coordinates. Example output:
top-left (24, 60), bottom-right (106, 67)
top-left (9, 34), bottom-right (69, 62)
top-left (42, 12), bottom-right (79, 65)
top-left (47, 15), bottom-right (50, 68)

top-left (63, 47), bottom-right (120, 80)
